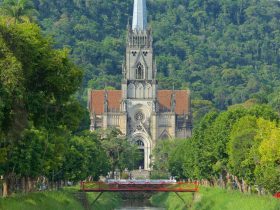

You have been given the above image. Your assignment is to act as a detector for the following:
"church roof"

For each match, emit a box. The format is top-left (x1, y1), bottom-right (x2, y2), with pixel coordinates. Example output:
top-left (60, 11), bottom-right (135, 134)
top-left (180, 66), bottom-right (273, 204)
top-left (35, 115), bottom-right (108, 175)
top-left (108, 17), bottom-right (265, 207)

top-left (132, 0), bottom-right (147, 31)
top-left (157, 90), bottom-right (190, 115)
top-left (89, 90), bottom-right (190, 115)
top-left (89, 90), bottom-right (122, 114)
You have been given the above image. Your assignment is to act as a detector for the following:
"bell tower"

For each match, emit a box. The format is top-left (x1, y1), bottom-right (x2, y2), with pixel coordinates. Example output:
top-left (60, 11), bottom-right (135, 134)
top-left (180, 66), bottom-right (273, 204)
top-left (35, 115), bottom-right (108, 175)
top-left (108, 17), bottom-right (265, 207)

top-left (121, 0), bottom-right (158, 170)
top-left (122, 0), bottom-right (157, 101)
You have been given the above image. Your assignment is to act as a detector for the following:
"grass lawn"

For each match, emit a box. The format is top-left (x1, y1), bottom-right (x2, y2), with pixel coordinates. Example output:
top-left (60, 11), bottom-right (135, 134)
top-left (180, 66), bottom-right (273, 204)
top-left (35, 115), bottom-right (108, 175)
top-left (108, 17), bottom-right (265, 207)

top-left (0, 188), bottom-right (83, 210)
top-left (0, 186), bottom-right (122, 210)
top-left (151, 187), bottom-right (280, 210)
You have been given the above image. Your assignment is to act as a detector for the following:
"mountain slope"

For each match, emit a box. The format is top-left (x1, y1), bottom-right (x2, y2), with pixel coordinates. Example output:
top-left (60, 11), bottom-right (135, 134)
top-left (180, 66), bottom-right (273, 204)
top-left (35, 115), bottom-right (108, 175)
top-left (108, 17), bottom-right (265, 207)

top-left (33, 0), bottom-right (280, 110)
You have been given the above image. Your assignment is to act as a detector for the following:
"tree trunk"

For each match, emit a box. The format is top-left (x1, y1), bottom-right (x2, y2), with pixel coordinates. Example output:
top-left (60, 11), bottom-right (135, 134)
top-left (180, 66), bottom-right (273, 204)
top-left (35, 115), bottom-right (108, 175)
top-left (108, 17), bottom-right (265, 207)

top-left (234, 176), bottom-right (242, 192)
top-left (248, 186), bottom-right (251, 194)
top-left (242, 179), bottom-right (248, 193)
top-left (21, 177), bottom-right (26, 193)
top-left (25, 177), bottom-right (28, 192)
top-left (257, 186), bottom-right (261, 196)
top-left (51, 180), bottom-right (54, 190)
top-left (27, 177), bottom-right (32, 192)
top-left (226, 173), bottom-right (232, 190)
top-left (2, 177), bottom-right (8, 197)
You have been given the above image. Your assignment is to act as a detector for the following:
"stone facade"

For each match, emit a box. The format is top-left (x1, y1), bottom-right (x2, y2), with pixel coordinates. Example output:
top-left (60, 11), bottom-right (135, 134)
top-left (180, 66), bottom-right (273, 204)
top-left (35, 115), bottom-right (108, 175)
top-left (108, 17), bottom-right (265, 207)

top-left (88, 0), bottom-right (192, 170)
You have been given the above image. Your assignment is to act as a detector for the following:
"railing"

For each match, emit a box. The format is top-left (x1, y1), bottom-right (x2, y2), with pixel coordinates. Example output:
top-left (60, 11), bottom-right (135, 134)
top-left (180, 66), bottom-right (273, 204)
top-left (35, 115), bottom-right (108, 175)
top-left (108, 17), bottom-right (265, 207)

top-left (80, 180), bottom-right (199, 192)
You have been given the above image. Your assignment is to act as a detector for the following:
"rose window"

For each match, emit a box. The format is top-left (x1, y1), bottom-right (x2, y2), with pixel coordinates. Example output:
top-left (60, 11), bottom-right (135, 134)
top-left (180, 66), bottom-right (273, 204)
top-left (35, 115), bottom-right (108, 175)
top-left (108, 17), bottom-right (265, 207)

top-left (135, 112), bottom-right (144, 121)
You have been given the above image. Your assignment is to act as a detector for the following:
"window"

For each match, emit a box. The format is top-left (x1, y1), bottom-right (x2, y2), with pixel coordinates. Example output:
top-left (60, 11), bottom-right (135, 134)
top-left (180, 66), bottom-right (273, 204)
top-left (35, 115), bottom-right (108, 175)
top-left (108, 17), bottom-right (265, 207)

top-left (145, 84), bottom-right (152, 98)
top-left (128, 83), bottom-right (135, 98)
top-left (135, 111), bottom-right (144, 121)
top-left (136, 140), bottom-right (144, 147)
top-left (136, 63), bottom-right (144, 79)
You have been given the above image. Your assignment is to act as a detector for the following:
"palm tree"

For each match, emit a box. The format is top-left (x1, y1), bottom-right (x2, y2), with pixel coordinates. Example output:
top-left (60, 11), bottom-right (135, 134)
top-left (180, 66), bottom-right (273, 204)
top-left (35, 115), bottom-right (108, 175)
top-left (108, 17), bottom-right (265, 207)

top-left (0, 0), bottom-right (38, 24)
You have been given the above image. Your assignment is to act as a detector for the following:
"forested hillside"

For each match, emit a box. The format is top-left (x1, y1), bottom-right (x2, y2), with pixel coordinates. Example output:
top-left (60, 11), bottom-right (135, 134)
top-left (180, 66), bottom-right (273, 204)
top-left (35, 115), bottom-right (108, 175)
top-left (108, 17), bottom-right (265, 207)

top-left (31, 0), bottom-right (280, 111)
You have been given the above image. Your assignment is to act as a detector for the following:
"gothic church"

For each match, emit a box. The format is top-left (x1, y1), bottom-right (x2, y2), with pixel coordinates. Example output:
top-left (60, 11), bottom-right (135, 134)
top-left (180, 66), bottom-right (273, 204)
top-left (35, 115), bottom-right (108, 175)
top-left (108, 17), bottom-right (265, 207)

top-left (88, 0), bottom-right (192, 170)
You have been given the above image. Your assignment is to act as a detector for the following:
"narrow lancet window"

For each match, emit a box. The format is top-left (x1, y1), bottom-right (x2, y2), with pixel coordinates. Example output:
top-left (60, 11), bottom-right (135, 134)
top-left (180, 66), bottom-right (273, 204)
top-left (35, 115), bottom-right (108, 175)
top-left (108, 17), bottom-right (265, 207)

top-left (136, 63), bottom-right (144, 79)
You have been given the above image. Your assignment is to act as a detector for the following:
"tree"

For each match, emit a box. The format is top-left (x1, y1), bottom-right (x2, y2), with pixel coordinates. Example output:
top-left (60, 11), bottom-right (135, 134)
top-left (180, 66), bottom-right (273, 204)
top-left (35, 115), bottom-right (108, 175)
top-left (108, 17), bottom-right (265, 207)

top-left (169, 139), bottom-right (194, 179)
top-left (191, 111), bottom-right (219, 179)
top-left (191, 99), bottom-right (216, 125)
top-left (29, 0), bottom-right (280, 109)
top-left (62, 131), bottom-right (110, 182)
top-left (256, 122), bottom-right (280, 193)
top-left (0, 19), bottom-right (83, 195)
top-left (227, 116), bottom-right (258, 185)
top-left (99, 128), bottom-right (141, 175)
top-left (188, 104), bottom-right (279, 182)
top-left (152, 140), bottom-right (173, 179)
top-left (0, 0), bottom-right (38, 24)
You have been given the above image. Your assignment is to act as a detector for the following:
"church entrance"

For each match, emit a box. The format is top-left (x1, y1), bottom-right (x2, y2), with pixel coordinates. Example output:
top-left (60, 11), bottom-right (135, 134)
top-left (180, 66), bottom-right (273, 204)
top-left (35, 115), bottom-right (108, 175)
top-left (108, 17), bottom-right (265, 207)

top-left (135, 139), bottom-right (145, 170)
top-left (137, 149), bottom-right (145, 169)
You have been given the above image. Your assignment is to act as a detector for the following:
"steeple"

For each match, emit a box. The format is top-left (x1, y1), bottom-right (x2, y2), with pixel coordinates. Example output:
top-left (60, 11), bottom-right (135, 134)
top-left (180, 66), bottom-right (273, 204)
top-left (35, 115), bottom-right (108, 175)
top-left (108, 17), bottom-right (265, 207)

top-left (132, 0), bottom-right (147, 31)
top-left (123, 0), bottom-right (157, 101)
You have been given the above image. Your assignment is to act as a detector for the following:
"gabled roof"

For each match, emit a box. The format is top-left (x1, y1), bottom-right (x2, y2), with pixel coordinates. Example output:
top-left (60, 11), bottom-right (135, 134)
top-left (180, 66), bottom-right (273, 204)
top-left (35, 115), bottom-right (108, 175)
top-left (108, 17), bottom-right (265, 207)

top-left (89, 90), bottom-right (122, 114)
top-left (89, 89), bottom-right (190, 115)
top-left (157, 90), bottom-right (190, 115)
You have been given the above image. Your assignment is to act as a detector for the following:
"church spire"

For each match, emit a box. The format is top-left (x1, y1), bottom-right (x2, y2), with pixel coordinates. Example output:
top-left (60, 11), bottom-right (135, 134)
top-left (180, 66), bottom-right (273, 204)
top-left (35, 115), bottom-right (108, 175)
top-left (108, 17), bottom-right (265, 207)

top-left (132, 0), bottom-right (147, 31)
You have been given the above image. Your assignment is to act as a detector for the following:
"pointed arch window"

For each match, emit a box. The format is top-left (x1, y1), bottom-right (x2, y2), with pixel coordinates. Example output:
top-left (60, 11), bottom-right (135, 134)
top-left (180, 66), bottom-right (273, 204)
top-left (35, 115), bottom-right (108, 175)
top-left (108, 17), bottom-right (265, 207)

top-left (136, 63), bottom-right (144, 80)
top-left (136, 139), bottom-right (145, 147)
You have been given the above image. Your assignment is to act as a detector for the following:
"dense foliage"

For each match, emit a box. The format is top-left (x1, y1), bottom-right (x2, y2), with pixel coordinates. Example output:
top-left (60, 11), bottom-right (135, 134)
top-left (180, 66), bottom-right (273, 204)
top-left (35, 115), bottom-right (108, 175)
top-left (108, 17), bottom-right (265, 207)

top-left (21, 0), bottom-right (280, 112)
top-left (153, 103), bottom-right (280, 194)
top-left (0, 14), bottom-right (139, 196)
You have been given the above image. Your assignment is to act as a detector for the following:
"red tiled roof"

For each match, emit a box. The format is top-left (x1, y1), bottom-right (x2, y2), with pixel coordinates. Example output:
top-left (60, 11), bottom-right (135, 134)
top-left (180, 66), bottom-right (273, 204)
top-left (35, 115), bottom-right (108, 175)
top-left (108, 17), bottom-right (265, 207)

top-left (89, 90), bottom-right (190, 115)
top-left (157, 90), bottom-right (190, 115)
top-left (89, 90), bottom-right (122, 114)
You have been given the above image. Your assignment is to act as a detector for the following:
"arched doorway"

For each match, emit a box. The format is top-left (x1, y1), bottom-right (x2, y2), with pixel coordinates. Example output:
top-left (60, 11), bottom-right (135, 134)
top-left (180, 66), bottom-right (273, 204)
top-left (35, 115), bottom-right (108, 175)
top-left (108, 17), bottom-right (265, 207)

top-left (131, 132), bottom-right (152, 171)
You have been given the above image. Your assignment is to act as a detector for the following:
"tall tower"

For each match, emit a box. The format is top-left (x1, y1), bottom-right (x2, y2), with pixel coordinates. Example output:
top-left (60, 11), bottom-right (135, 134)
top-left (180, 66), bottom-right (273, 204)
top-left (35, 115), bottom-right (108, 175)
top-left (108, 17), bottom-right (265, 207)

top-left (122, 0), bottom-right (157, 100)
top-left (121, 0), bottom-right (157, 170)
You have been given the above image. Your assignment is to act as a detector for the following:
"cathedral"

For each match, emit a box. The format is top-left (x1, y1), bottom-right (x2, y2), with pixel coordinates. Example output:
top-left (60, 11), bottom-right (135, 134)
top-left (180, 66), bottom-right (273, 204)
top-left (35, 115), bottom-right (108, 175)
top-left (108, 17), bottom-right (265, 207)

top-left (88, 0), bottom-right (192, 170)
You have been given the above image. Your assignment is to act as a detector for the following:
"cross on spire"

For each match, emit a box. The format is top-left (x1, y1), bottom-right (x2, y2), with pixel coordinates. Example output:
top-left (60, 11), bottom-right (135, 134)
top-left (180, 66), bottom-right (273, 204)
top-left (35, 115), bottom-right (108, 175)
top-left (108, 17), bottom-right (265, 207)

top-left (132, 0), bottom-right (147, 31)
